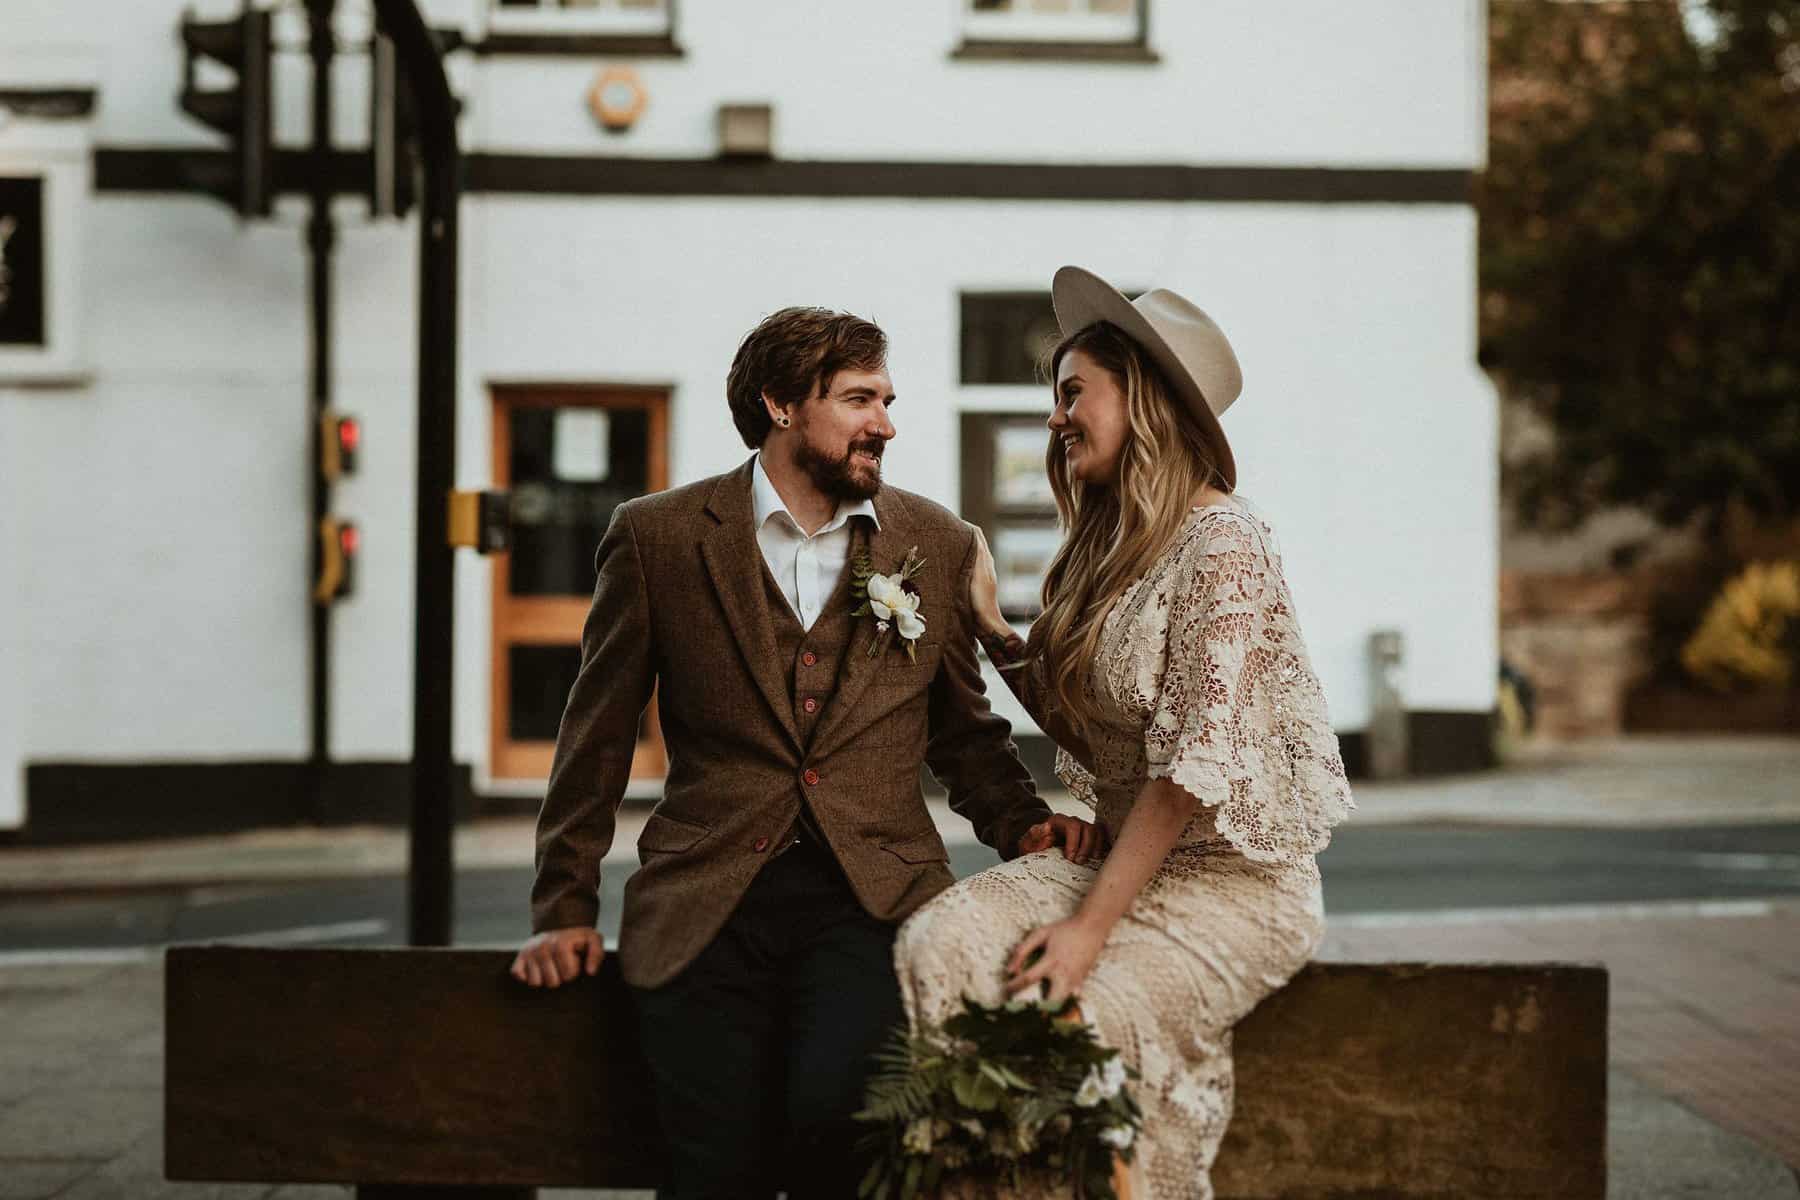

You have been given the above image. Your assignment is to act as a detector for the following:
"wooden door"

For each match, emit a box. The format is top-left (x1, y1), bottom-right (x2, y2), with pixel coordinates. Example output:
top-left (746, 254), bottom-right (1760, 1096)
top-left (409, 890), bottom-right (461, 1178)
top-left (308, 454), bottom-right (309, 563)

top-left (490, 384), bottom-right (669, 782)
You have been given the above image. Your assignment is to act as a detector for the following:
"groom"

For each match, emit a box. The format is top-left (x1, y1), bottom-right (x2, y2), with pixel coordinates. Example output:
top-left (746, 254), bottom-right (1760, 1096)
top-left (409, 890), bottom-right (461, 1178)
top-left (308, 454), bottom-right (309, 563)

top-left (511, 306), bottom-right (1083, 1199)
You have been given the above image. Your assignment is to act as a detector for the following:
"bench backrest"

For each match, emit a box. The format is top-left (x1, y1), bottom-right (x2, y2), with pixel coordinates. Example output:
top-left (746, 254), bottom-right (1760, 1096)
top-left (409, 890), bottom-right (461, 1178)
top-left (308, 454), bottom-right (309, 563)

top-left (164, 947), bottom-right (1606, 1197)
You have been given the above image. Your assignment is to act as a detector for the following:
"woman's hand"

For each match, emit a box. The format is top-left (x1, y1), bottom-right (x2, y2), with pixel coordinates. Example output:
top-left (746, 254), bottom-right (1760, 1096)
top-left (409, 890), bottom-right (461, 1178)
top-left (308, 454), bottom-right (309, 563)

top-left (965, 523), bottom-right (1011, 642)
top-left (1005, 914), bottom-right (1109, 1007)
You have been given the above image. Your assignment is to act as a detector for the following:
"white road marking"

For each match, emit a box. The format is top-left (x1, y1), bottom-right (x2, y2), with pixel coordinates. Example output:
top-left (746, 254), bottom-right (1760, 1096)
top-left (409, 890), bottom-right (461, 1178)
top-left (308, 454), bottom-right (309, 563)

top-left (1333, 898), bottom-right (1778, 929)
top-left (0, 918), bottom-right (393, 967)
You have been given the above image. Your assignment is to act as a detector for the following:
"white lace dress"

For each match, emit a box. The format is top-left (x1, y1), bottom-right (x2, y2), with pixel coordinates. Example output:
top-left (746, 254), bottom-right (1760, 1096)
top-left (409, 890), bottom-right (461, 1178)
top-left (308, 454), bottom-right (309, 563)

top-left (894, 498), bottom-right (1355, 1199)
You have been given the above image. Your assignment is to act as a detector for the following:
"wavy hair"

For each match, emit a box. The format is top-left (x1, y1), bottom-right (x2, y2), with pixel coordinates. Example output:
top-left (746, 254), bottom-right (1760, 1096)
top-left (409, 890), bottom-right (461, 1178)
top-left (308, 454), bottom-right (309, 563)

top-left (1029, 321), bottom-right (1230, 735)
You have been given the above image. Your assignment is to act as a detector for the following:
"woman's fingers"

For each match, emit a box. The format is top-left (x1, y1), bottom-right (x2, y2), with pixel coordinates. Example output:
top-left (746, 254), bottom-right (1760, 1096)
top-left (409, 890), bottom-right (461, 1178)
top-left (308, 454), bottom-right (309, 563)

top-left (1007, 928), bottom-right (1049, 977)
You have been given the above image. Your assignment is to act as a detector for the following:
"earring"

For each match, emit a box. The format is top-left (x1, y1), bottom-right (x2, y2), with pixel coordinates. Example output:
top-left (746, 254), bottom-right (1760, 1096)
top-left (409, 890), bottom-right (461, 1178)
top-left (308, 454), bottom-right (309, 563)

top-left (776, 416), bottom-right (790, 427)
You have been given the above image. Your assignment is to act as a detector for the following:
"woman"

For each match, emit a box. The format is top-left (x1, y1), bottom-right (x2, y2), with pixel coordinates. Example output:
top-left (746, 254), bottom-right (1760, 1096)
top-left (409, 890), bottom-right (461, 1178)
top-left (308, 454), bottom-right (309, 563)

top-left (894, 267), bottom-right (1355, 1198)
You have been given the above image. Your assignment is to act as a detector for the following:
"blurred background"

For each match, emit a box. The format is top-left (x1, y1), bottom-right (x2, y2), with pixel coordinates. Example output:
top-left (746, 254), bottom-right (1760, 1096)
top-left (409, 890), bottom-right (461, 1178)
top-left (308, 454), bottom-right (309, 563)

top-left (1, 2), bottom-right (1798, 1192)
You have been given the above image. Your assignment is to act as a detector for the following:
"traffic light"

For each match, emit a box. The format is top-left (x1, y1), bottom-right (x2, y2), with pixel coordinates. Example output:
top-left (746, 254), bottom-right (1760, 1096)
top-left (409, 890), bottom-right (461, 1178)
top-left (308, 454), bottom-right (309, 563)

top-left (369, 26), bottom-right (463, 219)
top-left (447, 490), bottom-right (512, 555)
top-left (320, 411), bottom-right (361, 481)
top-left (177, 4), bottom-right (274, 218)
top-left (314, 516), bottom-right (359, 603)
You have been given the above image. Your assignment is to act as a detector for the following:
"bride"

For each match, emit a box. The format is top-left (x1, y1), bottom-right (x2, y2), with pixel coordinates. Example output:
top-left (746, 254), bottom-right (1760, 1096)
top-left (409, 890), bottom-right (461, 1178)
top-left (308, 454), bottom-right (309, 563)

top-left (894, 267), bottom-right (1355, 1199)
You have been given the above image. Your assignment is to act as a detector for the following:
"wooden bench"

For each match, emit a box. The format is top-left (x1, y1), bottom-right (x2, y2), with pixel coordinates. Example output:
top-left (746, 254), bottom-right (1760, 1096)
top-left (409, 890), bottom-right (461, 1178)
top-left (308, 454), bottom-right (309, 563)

top-left (164, 947), bottom-right (1608, 1198)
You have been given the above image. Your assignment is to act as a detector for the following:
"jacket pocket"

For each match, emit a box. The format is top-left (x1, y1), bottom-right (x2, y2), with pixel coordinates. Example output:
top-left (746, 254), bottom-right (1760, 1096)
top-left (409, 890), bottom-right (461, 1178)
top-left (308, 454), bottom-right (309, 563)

top-left (873, 641), bottom-right (942, 687)
top-left (637, 811), bottom-right (710, 855)
top-left (880, 829), bottom-right (949, 864)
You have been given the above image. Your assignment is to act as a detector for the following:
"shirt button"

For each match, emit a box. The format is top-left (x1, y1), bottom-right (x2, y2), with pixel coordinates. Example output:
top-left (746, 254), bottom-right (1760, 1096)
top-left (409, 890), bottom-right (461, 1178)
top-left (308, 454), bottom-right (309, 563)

top-left (803, 769), bottom-right (820, 786)
top-left (753, 836), bottom-right (770, 853)
top-left (803, 697), bottom-right (818, 714)
top-left (802, 651), bottom-right (818, 667)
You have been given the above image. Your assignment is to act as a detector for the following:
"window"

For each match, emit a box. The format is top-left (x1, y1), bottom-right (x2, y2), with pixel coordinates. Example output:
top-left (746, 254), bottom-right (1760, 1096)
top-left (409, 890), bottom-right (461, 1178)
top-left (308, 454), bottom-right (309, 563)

top-left (962, 414), bottom-right (1060, 622)
top-left (489, 0), bottom-right (671, 37)
top-left (961, 292), bottom-right (1061, 386)
top-left (963, 0), bottom-right (1144, 46)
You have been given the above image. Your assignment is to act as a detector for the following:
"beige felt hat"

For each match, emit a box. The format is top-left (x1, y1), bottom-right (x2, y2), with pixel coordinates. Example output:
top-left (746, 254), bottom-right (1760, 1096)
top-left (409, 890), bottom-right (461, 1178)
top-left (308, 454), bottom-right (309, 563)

top-left (1051, 265), bottom-right (1243, 489)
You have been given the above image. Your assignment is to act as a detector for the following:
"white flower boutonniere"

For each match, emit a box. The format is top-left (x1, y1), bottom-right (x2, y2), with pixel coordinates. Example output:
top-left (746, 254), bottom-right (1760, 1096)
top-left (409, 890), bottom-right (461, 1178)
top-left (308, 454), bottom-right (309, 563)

top-left (851, 545), bottom-right (928, 661)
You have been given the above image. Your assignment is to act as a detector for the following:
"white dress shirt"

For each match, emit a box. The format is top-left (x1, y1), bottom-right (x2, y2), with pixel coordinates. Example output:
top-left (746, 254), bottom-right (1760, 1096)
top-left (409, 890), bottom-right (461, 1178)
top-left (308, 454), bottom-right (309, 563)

top-left (751, 453), bottom-right (880, 631)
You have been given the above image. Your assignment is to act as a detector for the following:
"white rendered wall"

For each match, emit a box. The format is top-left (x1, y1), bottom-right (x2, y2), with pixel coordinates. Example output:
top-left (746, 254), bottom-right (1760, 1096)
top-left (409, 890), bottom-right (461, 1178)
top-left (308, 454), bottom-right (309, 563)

top-left (10, 0), bottom-right (1485, 170)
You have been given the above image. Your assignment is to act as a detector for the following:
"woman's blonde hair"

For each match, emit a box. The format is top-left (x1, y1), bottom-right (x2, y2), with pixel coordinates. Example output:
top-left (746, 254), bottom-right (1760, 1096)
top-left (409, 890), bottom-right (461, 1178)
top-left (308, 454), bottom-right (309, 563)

top-left (1029, 321), bottom-right (1229, 735)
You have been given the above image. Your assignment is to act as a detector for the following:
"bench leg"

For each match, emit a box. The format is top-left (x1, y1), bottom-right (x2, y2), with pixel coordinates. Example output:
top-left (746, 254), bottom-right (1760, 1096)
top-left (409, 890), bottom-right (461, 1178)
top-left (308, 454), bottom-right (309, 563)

top-left (355, 1188), bottom-right (535, 1199)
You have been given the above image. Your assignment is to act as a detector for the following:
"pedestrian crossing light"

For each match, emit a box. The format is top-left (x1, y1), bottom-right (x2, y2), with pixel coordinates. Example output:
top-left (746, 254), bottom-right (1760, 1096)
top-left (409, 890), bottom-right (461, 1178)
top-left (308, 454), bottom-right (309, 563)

top-left (314, 516), bottom-right (359, 603)
top-left (321, 411), bottom-right (361, 481)
top-left (176, 4), bottom-right (274, 219)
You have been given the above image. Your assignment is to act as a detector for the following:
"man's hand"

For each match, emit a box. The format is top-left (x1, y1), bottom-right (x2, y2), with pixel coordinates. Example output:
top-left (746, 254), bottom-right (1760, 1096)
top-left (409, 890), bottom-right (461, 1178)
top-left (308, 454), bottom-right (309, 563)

top-left (1018, 813), bottom-right (1105, 864)
top-left (510, 927), bottom-right (605, 988)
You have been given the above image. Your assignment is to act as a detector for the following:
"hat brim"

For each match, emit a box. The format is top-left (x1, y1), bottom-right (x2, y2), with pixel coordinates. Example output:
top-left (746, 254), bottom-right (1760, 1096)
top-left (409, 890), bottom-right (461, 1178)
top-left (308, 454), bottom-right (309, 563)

top-left (1050, 265), bottom-right (1237, 490)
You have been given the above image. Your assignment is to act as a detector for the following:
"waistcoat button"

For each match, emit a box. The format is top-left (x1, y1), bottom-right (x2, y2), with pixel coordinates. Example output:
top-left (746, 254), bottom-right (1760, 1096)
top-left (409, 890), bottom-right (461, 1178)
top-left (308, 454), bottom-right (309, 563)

top-left (803, 768), bottom-right (820, 786)
top-left (803, 697), bottom-right (818, 714)
top-left (753, 836), bottom-right (770, 853)
top-left (801, 651), bottom-right (818, 667)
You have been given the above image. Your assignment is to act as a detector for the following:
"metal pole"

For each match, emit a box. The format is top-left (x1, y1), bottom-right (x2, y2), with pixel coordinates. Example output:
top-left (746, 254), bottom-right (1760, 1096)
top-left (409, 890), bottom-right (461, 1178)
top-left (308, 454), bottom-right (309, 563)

top-left (373, 0), bottom-right (459, 950)
top-left (307, 0), bottom-right (336, 814)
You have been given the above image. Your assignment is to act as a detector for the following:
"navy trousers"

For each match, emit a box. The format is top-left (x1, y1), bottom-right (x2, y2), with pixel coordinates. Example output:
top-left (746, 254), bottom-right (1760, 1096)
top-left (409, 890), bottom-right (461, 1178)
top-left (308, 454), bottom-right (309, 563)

top-left (629, 833), bottom-right (906, 1200)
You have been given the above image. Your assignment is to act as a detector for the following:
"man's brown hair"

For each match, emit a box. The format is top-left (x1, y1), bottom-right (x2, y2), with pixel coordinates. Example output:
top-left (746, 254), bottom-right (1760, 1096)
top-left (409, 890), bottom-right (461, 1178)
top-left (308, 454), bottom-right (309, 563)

top-left (726, 307), bottom-right (888, 448)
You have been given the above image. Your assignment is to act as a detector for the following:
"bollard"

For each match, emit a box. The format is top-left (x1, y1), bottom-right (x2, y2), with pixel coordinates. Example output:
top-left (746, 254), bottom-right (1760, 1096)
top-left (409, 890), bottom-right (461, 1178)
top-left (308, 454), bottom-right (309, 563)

top-left (1367, 629), bottom-right (1408, 779)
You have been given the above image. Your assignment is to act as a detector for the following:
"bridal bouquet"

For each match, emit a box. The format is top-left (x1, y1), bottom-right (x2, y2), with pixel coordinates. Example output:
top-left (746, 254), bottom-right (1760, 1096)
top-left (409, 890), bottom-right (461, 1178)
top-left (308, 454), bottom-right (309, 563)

top-left (855, 995), bottom-right (1141, 1199)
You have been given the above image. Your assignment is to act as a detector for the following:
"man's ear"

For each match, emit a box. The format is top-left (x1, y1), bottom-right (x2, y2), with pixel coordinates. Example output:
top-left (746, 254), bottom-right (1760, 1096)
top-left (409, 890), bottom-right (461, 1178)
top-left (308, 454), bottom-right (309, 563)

top-left (762, 388), bottom-right (792, 430)
top-left (759, 386), bottom-right (788, 429)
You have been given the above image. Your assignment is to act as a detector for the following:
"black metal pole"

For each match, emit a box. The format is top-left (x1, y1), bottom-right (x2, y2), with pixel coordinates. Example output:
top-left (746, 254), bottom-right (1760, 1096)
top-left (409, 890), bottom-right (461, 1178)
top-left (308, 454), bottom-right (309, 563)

top-left (306, 0), bottom-right (336, 815)
top-left (374, 0), bottom-right (459, 950)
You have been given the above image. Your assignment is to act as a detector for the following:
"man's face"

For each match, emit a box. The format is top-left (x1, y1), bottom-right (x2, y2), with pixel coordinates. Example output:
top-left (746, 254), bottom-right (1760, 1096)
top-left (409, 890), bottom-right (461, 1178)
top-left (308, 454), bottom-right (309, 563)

top-left (790, 366), bottom-right (897, 501)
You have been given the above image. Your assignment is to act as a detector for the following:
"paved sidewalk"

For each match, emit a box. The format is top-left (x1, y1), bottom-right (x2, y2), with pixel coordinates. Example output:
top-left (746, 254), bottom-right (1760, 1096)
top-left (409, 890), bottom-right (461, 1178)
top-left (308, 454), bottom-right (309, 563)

top-left (3, 736), bottom-right (1798, 897)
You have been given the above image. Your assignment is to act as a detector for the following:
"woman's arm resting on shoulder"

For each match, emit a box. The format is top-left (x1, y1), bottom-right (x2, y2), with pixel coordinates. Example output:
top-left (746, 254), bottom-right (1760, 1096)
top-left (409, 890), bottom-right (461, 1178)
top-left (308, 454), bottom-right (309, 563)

top-left (966, 524), bottom-right (1096, 767)
top-left (1004, 775), bottom-right (1197, 1005)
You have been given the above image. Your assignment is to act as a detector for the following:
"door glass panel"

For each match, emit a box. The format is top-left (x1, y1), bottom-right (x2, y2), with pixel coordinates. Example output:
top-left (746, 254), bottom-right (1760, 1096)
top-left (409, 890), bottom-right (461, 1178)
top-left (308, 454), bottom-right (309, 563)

top-left (508, 405), bottom-right (649, 596)
top-left (508, 644), bottom-right (582, 741)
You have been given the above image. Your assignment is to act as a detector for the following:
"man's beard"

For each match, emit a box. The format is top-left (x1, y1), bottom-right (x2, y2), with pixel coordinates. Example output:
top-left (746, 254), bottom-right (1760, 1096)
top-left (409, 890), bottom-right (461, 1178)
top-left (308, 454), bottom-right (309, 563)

top-left (795, 434), bottom-right (885, 501)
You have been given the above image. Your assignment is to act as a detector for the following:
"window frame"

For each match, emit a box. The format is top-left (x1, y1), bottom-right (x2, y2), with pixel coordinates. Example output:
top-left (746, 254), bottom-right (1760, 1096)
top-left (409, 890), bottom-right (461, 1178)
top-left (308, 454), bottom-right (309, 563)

top-left (953, 0), bottom-right (1157, 63)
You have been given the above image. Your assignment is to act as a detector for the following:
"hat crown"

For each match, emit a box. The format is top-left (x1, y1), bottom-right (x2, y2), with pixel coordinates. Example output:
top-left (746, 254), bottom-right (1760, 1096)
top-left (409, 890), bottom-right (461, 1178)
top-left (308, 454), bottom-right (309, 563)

top-left (1129, 289), bottom-right (1243, 417)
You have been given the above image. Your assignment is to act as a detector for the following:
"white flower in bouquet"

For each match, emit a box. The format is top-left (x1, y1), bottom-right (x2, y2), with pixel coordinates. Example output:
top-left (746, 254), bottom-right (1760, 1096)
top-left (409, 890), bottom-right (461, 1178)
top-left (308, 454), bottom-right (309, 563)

top-left (1099, 1124), bottom-right (1136, 1151)
top-left (1075, 1056), bottom-right (1126, 1108)
top-left (903, 1116), bottom-right (935, 1155)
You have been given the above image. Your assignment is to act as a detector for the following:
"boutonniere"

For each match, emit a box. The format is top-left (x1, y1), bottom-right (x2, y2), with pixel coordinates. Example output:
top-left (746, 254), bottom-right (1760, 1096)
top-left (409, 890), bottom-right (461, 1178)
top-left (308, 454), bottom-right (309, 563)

top-left (851, 545), bottom-right (928, 661)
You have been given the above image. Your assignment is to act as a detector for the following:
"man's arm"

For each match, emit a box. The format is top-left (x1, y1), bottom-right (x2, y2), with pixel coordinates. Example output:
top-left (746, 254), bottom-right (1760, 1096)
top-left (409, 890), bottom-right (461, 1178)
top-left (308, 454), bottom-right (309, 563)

top-left (530, 503), bottom-right (656, 933)
top-left (924, 530), bottom-right (1054, 860)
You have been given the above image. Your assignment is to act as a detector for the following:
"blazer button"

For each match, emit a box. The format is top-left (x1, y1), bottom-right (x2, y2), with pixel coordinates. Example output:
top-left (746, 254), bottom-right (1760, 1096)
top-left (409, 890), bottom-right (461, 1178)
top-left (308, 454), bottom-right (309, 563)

top-left (802, 651), bottom-right (818, 667)
top-left (803, 768), bottom-right (820, 786)
top-left (803, 697), bottom-right (818, 714)
top-left (753, 836), bottom-right (770, 853)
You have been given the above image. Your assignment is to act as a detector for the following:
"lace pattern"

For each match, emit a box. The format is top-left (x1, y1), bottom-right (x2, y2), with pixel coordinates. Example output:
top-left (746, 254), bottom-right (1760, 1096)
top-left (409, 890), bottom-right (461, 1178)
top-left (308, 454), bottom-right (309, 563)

top-left (1066, 501), bottom-right (1354, 864)
top-left (898, 497), bottom-right (1352, 1197)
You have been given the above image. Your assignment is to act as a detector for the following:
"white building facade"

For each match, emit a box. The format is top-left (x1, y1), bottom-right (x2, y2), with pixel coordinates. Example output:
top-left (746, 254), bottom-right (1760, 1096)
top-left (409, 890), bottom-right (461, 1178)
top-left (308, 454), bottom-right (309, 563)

top-left (0, 0), bottom-right (1497, 838)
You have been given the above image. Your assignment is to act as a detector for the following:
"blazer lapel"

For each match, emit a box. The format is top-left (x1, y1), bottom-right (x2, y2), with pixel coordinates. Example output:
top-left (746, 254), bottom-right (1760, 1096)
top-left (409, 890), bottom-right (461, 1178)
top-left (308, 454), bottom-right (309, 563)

top-left (700, 461), bottom-right (802, 751)
top-left (810, 487), bottom-right (913, 759)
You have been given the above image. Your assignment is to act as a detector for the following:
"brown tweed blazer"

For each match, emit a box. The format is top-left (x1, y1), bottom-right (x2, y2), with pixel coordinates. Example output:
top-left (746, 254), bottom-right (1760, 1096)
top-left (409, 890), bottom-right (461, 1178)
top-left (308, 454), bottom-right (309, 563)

top-left (532, 456), bottom-right (1050, 989)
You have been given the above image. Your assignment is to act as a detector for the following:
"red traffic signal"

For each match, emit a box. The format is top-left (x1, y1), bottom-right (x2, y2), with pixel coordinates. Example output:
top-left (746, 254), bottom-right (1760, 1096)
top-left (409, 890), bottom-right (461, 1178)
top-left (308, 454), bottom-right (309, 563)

top-left (314, 517), bottom-right (358, 604)
top-left (320, 411), bottom-right (360, 480)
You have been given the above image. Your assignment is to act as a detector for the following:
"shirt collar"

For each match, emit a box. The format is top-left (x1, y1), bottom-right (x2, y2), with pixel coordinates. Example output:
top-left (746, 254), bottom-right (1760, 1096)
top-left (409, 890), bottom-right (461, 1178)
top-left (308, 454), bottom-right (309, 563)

top-left (752, 452), bottom-right (880, 536)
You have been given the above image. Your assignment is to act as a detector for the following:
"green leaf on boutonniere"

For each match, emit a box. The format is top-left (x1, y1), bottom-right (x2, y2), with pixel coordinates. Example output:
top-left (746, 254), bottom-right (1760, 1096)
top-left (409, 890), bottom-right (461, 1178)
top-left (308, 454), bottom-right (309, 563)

top-left (852, 601), bottom-right (871, 618)
top-left (905, 638), bottom-right (917, 664)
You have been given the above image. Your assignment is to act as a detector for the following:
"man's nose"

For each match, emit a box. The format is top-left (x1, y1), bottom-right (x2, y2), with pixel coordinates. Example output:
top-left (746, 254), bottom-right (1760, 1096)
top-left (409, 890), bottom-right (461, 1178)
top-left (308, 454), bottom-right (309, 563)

top-left (873, 409), bottom-right (896, 439)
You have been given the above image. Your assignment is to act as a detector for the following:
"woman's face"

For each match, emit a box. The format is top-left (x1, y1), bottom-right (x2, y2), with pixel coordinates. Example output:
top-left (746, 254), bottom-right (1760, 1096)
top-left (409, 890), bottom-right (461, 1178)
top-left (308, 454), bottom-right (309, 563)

top-left (1049, 348), bottom-right (1130, 485)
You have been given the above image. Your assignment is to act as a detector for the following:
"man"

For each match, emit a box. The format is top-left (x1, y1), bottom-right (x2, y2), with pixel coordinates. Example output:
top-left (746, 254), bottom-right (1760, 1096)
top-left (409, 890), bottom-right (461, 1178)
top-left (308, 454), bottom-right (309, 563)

top-left (510, 306), bottom-right (1091, 1199)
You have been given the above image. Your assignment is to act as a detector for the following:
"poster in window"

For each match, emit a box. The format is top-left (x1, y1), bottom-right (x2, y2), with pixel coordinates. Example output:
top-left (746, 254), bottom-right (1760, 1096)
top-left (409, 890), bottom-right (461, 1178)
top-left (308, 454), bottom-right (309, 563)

top-left (994, 523), bottom-right (1060, 618)
top-left (994, 423), bottom-right (1055, 507)
top-left (0, 176), bottom-right (47, 348)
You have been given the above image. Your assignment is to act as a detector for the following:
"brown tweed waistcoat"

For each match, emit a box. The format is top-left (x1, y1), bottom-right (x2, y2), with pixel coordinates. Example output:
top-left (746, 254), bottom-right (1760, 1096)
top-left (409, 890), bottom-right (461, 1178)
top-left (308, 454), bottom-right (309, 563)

top-left (531, 456), bottom-right (1049, 989)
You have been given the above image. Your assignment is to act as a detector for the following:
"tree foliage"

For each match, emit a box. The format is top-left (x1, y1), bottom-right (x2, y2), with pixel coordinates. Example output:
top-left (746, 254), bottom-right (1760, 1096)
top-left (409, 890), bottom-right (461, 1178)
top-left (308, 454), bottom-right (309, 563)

top-left (1480, 0), bottom-right (1800, 539)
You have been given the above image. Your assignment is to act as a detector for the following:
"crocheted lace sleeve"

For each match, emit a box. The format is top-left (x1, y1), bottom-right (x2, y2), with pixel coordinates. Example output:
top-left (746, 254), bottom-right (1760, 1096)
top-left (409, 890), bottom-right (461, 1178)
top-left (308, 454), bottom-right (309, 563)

top-left (1142, 514), bottom-right (1354, 864)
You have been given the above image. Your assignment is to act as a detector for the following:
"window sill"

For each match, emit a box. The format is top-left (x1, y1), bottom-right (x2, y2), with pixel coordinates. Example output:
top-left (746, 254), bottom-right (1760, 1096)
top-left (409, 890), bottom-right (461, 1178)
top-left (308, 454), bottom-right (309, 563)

top-left (950, 39), bottom-right (1159, 64)
top-left (471, 32), bottom-right (684, 57)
